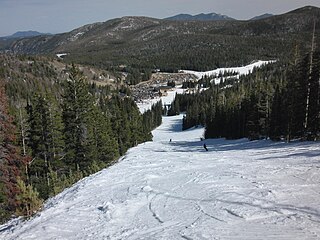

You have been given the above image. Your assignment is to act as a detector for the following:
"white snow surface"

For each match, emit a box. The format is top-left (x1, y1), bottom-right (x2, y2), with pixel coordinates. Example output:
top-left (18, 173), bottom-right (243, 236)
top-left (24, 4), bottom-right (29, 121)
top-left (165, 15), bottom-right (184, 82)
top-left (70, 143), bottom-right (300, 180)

top-left (1, 115), bottom-right (320, 240)
top-left (182, 60), bottom-right (275, 80)
top-left (136, 87), bottom-right (185, 113)
top-left (56, 53), bottom-right (68, 58)
top-left (137, 61), bottom-right (275, 113)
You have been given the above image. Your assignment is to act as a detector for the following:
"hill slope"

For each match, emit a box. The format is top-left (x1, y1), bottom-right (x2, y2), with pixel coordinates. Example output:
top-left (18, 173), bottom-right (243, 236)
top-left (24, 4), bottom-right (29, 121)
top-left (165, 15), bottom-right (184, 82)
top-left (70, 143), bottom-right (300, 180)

top-left (165, 12), bottom-right (234, 21)
top-left (250, 13), bottom-right (274, 20)
top-left (1, 31), bottom-right (50, 39)
top-left (1, 114), bottom-right (320, 240)
top-left (5, 6), bottom-right (320, 71)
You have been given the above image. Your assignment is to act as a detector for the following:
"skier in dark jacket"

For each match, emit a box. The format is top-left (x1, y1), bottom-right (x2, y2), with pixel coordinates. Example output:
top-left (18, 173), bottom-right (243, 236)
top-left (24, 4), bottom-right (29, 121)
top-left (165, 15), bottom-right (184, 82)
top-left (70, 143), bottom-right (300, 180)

top-left (203, 143), bottom-right (208, 151)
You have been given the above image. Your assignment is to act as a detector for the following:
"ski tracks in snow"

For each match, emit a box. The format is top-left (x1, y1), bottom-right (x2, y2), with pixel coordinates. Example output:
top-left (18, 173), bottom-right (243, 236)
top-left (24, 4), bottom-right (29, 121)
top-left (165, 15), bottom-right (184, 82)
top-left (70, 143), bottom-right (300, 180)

top-left (1, 115), bottom-right (320, 239)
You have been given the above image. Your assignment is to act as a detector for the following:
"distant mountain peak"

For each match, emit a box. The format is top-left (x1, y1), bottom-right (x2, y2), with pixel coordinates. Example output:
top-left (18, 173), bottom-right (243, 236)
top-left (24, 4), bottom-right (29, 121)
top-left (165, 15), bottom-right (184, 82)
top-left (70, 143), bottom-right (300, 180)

top-left (3, 31), bottom-right (51, 39)
top-left (250, 13), bottom-right (274, 20)
top-left (289, 5), bottom-right (320, 14)
top-left (165, 12), bottom-right (234, 21)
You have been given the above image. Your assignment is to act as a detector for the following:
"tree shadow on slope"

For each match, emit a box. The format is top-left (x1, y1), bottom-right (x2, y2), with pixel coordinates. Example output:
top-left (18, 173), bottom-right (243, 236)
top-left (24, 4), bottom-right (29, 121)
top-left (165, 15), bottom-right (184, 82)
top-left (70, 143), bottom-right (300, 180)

top-left (166, 118), bottom-right (183, 132)
top-left (161, 116), bottom-right (320, 158)
top-left (168, 140), bottom-right (209, 153)
top-left (168, 137), bottom-right (320, 159)
top-left (207, 138), bottom-right (319, 154)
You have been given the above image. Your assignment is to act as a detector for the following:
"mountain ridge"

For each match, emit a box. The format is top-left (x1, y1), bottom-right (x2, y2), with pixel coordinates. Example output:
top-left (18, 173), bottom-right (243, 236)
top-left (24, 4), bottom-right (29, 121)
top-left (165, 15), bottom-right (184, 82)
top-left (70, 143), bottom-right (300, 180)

top-left (4, 6), bottom-right (320, 71)
top-left (165, 12), bottom-right (234, 21)
top-left (1, 31), bottom-right (51, 39)
top-left (250, 13), bottom-right (274, 20)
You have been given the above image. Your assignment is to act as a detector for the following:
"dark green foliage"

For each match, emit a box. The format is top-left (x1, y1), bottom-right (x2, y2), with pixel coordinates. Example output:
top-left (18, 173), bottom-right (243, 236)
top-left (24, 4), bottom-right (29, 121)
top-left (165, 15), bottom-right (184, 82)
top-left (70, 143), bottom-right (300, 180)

top-left (9, 7), bottom-right (320, 74)
top-left (269, 87), bottom-right (285, 140)
top-left (0, 55), bottom-right (158, 223)
top-left (246, 93), bottom-right (260, 140)
top-left (106, 95), bottom-right (150, 155)
top-left (284, 55), bottom-right (309, 140)
top-left (62, 65), bottom-right (94, 171)
top-left (142, 100), bottom-right (163, 137)
top-left (15, 178), bottom-right (43, 217)
top-left (167, 94), bottom-right (180, 116)
top-left (305, 51), bottom-right (320, 139)
top-left (1, 9), bottom-right (318, 223)
top-left (86, 105), bottom-right (119, 165)
top-left (26, 94), bottom-right (65, 199)
top-left (123, 67), bottom-right (152, 85)
top-left (176, 47), bottom-right (320, 142)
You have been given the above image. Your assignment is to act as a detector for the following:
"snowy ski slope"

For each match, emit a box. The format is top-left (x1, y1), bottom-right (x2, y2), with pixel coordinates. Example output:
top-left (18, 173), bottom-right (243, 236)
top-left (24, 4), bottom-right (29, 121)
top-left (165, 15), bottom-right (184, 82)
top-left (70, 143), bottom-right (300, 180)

top-left (182, 60), bottom-right (275, 80)
top-left (1, 114), bottom-right (320, 240)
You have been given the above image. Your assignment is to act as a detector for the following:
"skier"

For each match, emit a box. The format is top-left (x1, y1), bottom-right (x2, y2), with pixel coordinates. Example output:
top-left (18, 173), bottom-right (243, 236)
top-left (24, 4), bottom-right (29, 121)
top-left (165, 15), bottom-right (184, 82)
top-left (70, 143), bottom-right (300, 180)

top-left (203, 143), bottom-right (208, 151)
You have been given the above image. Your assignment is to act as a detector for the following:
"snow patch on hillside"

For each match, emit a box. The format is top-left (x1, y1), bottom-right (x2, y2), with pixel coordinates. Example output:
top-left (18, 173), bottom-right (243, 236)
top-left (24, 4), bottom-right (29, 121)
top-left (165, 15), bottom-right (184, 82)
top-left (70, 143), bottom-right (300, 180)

top-left (137, 61), bottom-right (275, 113)
top-left (182, 60), bottom-right (275, 80)
top-left (136, 87), bottom-right (184, 113)
top-left (56, 53), bottom-right (68, 58)
top-left (68, 32), bottom-right (84, 41)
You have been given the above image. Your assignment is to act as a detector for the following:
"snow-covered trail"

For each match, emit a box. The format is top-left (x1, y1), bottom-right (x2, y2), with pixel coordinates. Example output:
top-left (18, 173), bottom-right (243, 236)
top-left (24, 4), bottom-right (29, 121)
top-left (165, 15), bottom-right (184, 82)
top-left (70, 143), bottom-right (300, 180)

top-left (1, 115), bottom-right (320, 240)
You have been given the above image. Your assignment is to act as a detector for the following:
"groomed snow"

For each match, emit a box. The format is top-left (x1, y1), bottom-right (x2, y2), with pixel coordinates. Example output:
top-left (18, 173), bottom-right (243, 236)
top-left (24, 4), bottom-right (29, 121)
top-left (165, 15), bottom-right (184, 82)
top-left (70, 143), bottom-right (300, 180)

top-left (137, 61), bottom-right (275, 113)
top-left (56, 53), bottom-right (68, 58)
top-left (182, 60), bottom-right (275, 80)
top-left (1, 115), bottom-right (320, 240)
top-left (136, 87), bottom-right (185, 113)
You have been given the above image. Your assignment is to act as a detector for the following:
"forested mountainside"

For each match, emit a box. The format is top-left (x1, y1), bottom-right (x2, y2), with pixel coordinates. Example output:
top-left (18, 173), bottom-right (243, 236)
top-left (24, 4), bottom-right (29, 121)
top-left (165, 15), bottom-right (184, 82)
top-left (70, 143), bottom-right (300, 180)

top-left (169, 41), bottom-right (319, 142)
top-left (2, 6), bottom-right (320, 72)
top-left (0, 54), bottom-right (162, 223)
top-left (0, 4), bottom-right (320, 227)
top-left (164, 12), bottom-right (234, 21)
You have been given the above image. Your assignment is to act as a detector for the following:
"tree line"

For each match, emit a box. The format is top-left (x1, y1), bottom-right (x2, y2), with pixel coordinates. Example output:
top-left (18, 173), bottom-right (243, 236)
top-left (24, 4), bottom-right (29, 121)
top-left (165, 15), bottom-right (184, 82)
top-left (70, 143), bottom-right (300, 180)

top-left (0, 59), bottom-right (162, 223)
top-left (169, 44), bottom-right (320, 141)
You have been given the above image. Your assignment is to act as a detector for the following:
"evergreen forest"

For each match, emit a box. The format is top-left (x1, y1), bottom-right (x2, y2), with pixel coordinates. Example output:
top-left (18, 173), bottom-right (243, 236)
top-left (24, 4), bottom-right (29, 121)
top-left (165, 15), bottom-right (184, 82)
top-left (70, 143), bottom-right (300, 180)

top-left (169, 43), bottom-right (320, 142)
top-left (0, 55), bottom-right (162, 223)
top-left (1, 5), bottom-right (320, 226)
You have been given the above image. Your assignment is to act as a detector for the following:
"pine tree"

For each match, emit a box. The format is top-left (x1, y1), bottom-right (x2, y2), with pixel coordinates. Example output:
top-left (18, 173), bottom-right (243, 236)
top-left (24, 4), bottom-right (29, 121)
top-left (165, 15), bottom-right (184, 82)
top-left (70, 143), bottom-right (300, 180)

top-left (304, 20), bottom-right (316, 133)
top-left (62, 65), bottom-right (93, 171)
top-left (15, 177), bottom-right (42, 217)
top-left (305, 50), bottom-right (320, 139)
top-left (285, 54), bottom-right (309, 141)
top-left (270, 86), bottom-right (283, 140)
top-left (26, 94), bottom-right (65, 198)
top-left (0, 80), bottom-right (26, 222)
top-left (17, 102), bottom-right (29, 157)
top-left (47, 95), bottom-right (65, 162)
top-left (246, 93), bottom-right (260, 140)
top-left (168, 94), bottom-right (180, 116)
top-left (86, 105), bottom-right (119, 165)
top-left (28, 95), bottom-right (51, 161)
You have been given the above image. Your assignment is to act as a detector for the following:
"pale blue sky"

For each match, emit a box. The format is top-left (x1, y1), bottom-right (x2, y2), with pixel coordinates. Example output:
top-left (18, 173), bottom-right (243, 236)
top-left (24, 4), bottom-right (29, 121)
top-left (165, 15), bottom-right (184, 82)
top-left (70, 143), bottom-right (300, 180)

top-left (1, 0), bottom-right (320, 36)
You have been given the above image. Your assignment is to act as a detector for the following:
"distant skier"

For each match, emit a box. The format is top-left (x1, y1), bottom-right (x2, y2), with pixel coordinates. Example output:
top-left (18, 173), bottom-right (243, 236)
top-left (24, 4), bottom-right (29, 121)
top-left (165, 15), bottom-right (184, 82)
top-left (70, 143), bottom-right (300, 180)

top-left (203, 143), bottom-right (208, 151)
top-left (169, 139), bottom-right (172, 142)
